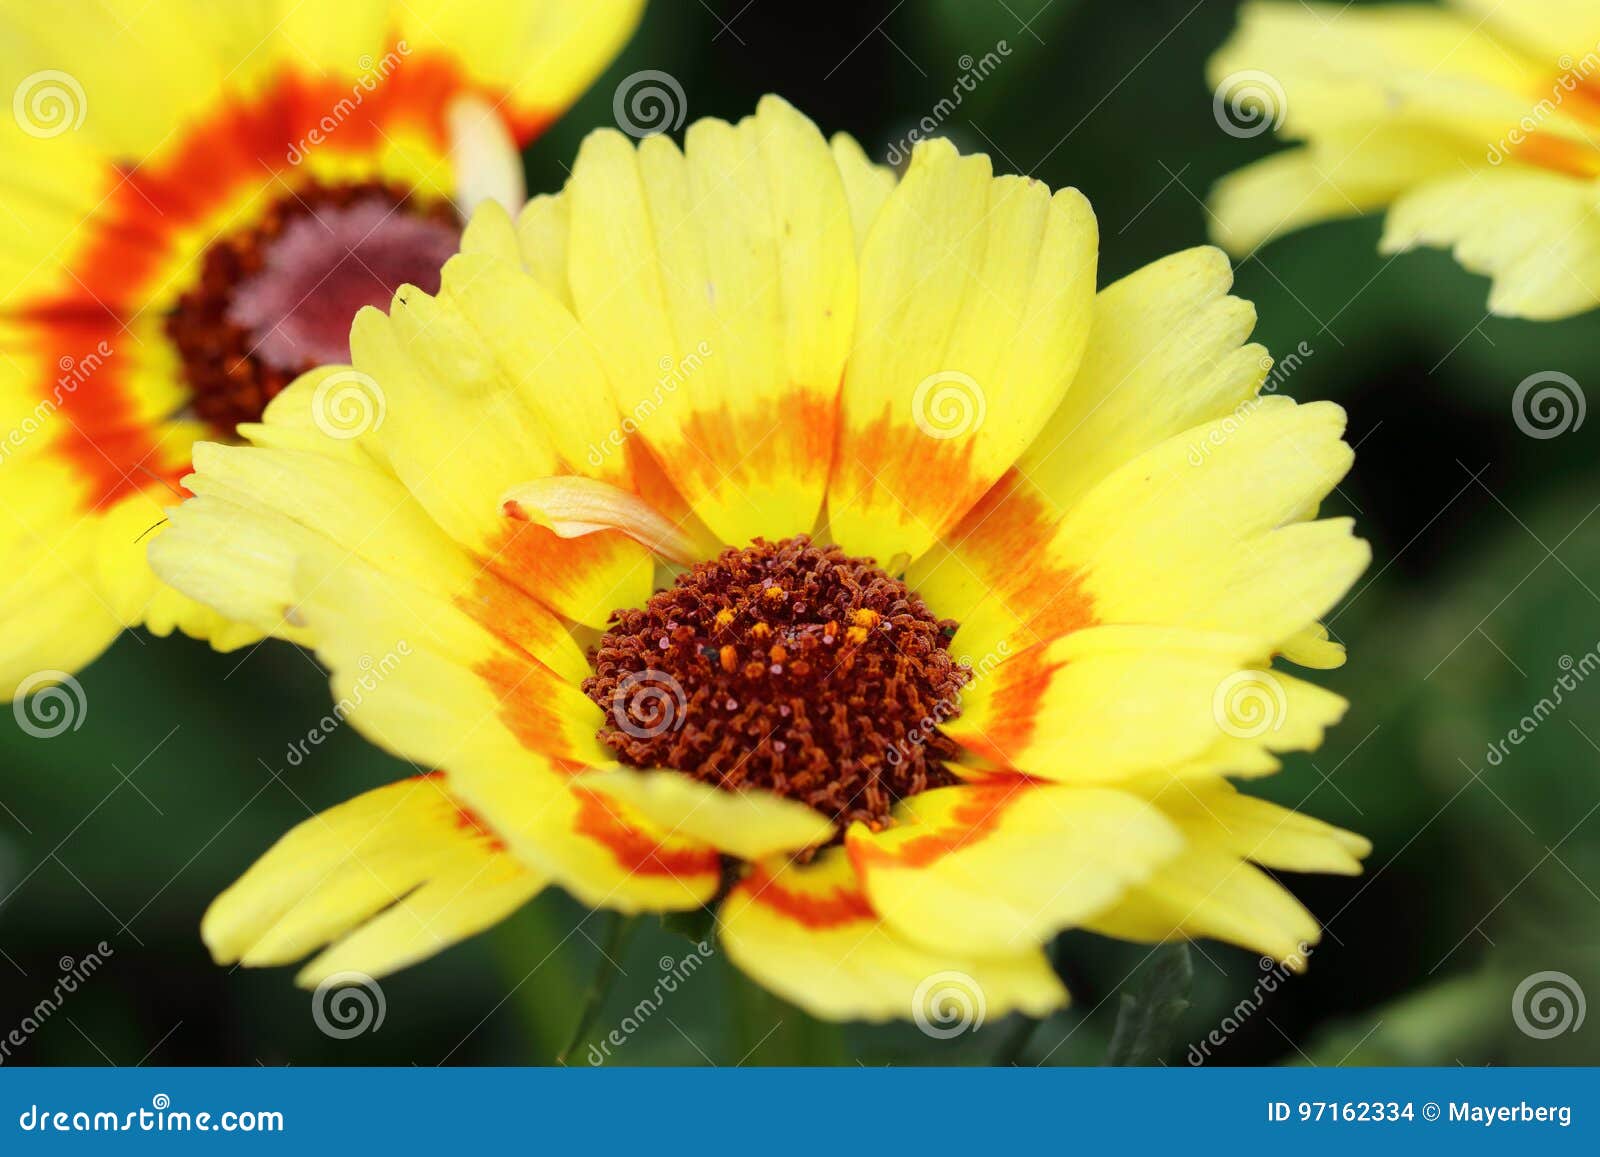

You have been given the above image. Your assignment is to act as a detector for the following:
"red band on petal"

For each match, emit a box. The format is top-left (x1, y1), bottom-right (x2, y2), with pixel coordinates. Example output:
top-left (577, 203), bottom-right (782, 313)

top-left (572, 790), bottom-right (720, 879)
top-left (738, 863), bottom-right (874, 929)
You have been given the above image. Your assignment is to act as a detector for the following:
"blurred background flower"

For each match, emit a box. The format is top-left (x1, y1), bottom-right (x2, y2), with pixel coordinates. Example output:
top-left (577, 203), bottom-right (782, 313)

top-left (2, 0), bottom-right (1597, 1066)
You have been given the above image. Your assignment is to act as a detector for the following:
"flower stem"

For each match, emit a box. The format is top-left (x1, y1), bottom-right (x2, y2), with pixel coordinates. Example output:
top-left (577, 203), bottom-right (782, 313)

top-left (557, 911), bottom-right (640, 1065)
top-left (992, 1014), bottom-right (1041, 1066)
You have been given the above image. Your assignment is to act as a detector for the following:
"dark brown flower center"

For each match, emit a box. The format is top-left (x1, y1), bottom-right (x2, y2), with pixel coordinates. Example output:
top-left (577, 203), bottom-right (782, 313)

top-left (166, 180), bottom-right (460, 435)
top-left (584, 536), bottom-right (971, 829)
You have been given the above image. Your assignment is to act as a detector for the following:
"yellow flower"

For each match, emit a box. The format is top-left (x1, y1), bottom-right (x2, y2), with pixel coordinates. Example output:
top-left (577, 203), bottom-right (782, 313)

top-left (1209, 0), bottom-right (1600, 319)
top-left (0, 0), bottom-right (643, 695)
top-left (151, 97), bottom-right (1372, 1023)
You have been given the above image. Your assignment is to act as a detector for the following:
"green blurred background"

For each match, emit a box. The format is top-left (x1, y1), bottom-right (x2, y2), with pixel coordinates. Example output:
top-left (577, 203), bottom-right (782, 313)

top-left (3, 0), bottom-right (1599, 1066)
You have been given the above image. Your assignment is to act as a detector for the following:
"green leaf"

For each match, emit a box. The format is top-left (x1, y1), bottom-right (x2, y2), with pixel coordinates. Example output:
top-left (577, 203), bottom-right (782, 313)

top-left (557, 912), bottom-right (641, 1065)
top-left (729, 968), bottom-right (849, 1066)
top-left (1104, 944), bottom-right (1193, 1066)
top-left (659, 906), bottom-right (717, 945)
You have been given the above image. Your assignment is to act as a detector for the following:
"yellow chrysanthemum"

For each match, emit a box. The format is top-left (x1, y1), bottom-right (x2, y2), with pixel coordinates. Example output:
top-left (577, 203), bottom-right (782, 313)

top-left (151, 97), bottom-right (1372, 1023)
top-left (1209, 0), bottom-right (1600, 319)
top-left (0, 0), bottom-right (643, 695)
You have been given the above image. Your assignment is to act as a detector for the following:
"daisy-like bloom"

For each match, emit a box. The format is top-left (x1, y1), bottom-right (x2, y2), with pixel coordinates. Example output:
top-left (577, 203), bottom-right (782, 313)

top-left (152, 97), bottom-right (1372, 1023)
top-left (1210, 0), bottom-right (1600, 319)
top-left (0, 0), bottom-right (643, 695)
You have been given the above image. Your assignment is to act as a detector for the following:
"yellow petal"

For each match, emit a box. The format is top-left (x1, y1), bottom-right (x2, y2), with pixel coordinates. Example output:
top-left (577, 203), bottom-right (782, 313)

top-left (847, 781), bottom-right (1183, 955)
top-left (397, 0), bottom-right (645, 137)
top-left (287, 556), bottom-right (723, 915)
top-left (1084, 844), bottom-right (1323, 968)
top-left (1167, 670), bottom-right (1350, 780)
top-left (1210, 3), bottom-right (1543, 144)
top-left (500, 475), bottom-right (703, 565)
top-left (153, 439), bottom-right (584, 677)
top-left (1049, 398), bottom-right (1366, 648)
top-left (910, 245), bottom-right (1277, 658)
top-left (828, 139), bottom-right (1097, 562)
top-left (948, 625), bottom-right (1270, 783)
top-left (830, 132), bottom-right (896, 250)
top-left (0, 507), bottom-right (122, 698)
top-left (289, 550), bottom-right (600, 764)
top-left (1382, 168), bottom-right (1600, 319)
top-left (447, 94), bottom-right (525, 217)
top-left (348, 254), bottom-right (656, 627)
top-left (1279, 622), bottom-right (1346, 670)
top-left (488, 779), bottom-right (723, 914)
top-left (513, 194), bottom-right (573, 306)
top-left (205, 773), bottom-right (542, 980)
top-left (575, 768), bottom-right (836, 860)
top-left (1133, 776), bottom-right (1371, 875)
top-left (720, 848), bottom-right (1067, 1023)
top-left (567, 95), bottom-right (856, 544)
top-left (1018, 246), bottom-right (1266, 514)
top-left (1450, 0), bottom-right (1600, 61)
top-left (98, 488), bottom-right (262, 651)
top-left (1209, 132), bottom-right (1468, 257)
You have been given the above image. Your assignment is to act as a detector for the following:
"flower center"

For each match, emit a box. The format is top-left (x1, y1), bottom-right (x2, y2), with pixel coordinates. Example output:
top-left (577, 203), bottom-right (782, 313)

top-left (166, 180), bottom-right (460, 434)
top-left (583, 536), bottom-right (971, 829)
